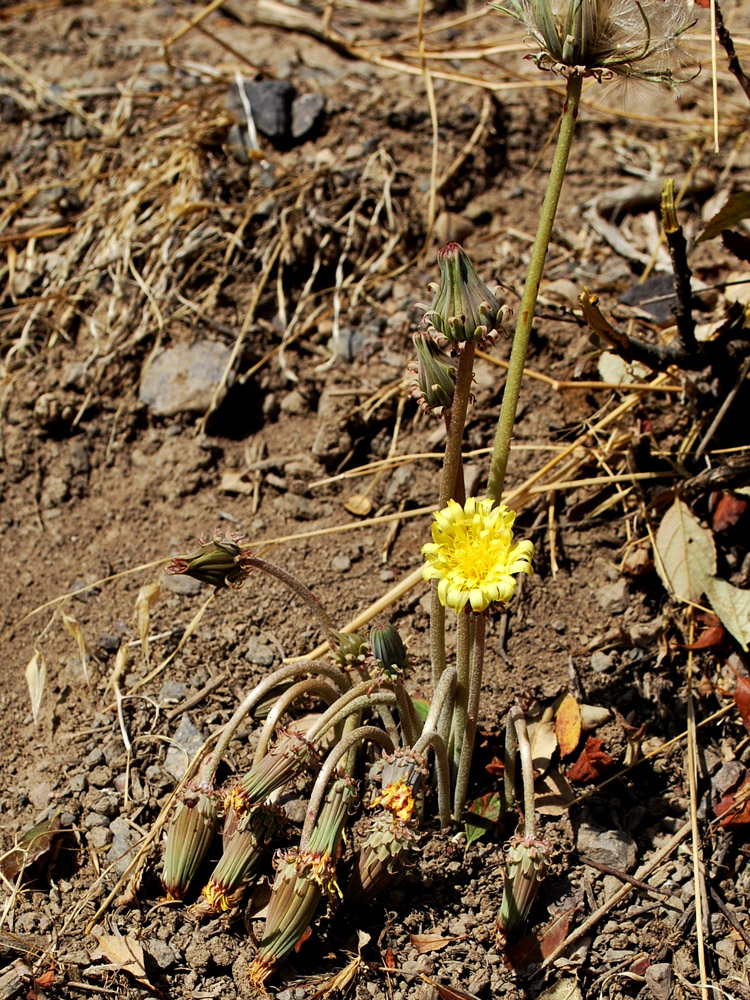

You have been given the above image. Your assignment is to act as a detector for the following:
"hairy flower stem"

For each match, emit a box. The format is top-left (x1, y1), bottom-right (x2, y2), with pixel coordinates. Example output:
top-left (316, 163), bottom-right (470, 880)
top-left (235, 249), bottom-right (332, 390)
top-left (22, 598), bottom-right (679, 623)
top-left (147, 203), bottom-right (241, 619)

top-left (412, 730), bottom-right (452, 829)
top-left (487, 74), bottom-right (582, 503)
top-left (301, 727), bottom-right (395, 847)
top-left (244, 554), bottom-right (338, 651)
top-left (206, 661), bottom-right (348, 785)
top-left (430, 343), bottom-right (476, 691)
top-left (253, 679), bottom-right (343, 765)
top-left (449, 613), bottom-right (475, 782)
top-left (453, 614), bottom-right (487, 819)
top-left (307, 681), bottom-right (398, 744)
top-left (504, 705), bottom-right (537, 837)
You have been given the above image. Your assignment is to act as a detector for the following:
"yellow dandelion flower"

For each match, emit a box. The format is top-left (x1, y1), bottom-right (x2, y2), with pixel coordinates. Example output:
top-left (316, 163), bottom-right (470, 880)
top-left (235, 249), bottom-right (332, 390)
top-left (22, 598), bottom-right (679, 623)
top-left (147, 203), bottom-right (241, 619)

top-left (422, 497), bottom-right (534, 614)
top-left (372, 779), bottom-right (416, 823)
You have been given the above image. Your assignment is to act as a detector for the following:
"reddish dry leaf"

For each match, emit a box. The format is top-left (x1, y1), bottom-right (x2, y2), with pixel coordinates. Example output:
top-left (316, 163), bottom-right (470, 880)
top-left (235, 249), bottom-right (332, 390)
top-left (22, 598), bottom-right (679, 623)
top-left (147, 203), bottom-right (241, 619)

top-left (383, 948), bottom-right (396, 970)
top-left (294, 926), bottom-right (313, 953)
top-left (420, 974), bottom-right (481, 1000)
top-left (714, 774), bottom-right (750, 827)
top-left (731, 670), bottom-right (750, 735)
top-left (485, 755), bottom-right (504, 778)
top-left (503, 909), bottom-right (575, 970)
top-left (410, 932), bottom-right (455, 954)
top-left (566, 737), bottom-right (614, 784)
top-left (712, 493), bottom-right (747, 532)
top-left (555, 695), bottom-right (582, 758)
top-left (693, 0), bottom-right (709, 7)
top-left (679, 625), bottom-right (726, 650)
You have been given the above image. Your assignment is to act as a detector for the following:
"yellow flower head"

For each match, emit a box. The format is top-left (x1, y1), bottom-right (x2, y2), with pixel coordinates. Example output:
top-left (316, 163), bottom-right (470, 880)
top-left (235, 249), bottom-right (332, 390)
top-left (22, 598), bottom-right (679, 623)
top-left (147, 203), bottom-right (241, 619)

top-left (422, 498), bottom-right (534, 614)
top-left (372, 779), bottom-right (416, 823)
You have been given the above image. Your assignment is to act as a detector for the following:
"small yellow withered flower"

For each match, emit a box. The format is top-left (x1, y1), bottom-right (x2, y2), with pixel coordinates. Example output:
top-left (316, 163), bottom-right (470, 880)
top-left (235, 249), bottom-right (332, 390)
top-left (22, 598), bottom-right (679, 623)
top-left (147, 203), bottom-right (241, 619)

top-left (161, 788), bottom-right (219, 901)
top-left (495, 834), bottom-right (551, 946)
top-left (422, 498), bottom-right (534, 614)
top-left (372, 780), bottom-right (416, 823)
top-left (224, 728), bottom-right (320, 820)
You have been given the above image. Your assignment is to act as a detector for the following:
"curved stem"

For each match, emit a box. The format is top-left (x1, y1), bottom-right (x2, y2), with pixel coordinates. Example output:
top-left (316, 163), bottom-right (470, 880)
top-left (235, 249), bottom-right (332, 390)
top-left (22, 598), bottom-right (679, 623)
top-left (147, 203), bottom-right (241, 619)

top-left (244, 554), bottom-right (338, 650)
top-left (411, 731), bottom-right (451, 829)
top-left (452, 614), bottom-right (486, 820)
top-left (487, 74), bottom-right (582, 503)
top-left (421, 666), bottom-right (457, 738)
top-left (394, 677), bottom-right (420, 747)
top-left (503, 705), bottom-right (520, 813)
top-left (252, 678), bottom-right (342, 765)
top-left (206, 660), bottom-right (348, 784)
top-left (505, 705), bottom-right (536, 837)
top-left (300, 726), bottom-right (395, 848)
top-left (308, 686), bottom-right (398, 744)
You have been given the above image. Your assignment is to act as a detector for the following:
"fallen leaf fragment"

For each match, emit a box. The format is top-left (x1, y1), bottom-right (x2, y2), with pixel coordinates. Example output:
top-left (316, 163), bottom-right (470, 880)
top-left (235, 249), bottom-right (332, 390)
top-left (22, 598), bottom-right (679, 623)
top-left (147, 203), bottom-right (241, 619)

top-left (410, 932), bottom-right (455, 954)
top-left (711, 493), bottom-right (747, 532)
top-left (555, 695), bottom-right (582, 758)
top-left (727, 666), bottom-right (750, 735)
top-left (503, 908), bottom-right (576, 969)
top-left (464, 792), bottom-right (503, 847)
top-left (90, 932), bottom-right (154, 990)
top-left (705, 577), bottom-right (750, 652)
top-left (653, 499), bottom-right (715, 604)
top-left (527, 718), bottom-right (558, 775)
top-left (0, 814), bottom-right (62, 881)
top-left (714, 774), bottom-right (750, 827)
top-left (566, 736), bottom-right (614, 784)
top-left (383, 947), bottom-right (396, 970)
top-left (537, 977), bottom-right (584, 1000)
top-left (25, 651), bottom-right (47, 725)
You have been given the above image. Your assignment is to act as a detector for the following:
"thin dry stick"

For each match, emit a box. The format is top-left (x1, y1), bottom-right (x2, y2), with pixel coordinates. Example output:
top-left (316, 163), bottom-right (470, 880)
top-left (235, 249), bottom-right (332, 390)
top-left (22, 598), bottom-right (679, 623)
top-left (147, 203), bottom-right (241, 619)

top-left (542, 820), bottom-right (692, 968)
top-left (685, 617), bottom-right (710, 1000)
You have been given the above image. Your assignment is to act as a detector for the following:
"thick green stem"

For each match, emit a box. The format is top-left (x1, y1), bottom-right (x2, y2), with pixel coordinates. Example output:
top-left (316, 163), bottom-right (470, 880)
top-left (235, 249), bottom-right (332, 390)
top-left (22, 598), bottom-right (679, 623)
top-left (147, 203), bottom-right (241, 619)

top-left (449, 613), bottom-right (474, 779)
top-left (430, 343), bottom-right (476, 691)
top-left (452, 614), bottom-right (487, 819)
top-left (487, 75), bottom-right (582, 503)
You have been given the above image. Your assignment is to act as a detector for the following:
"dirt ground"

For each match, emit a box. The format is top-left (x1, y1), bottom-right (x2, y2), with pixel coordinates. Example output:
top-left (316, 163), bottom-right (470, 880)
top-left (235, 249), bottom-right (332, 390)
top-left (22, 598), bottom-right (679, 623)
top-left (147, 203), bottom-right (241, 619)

top-left (2, 1), bottom-right (750, 998)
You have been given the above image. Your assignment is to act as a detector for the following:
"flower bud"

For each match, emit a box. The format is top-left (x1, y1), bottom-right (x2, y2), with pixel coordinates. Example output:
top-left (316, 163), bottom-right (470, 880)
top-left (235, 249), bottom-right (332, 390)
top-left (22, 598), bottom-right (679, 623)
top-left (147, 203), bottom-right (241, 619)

top-left (344, 812), bottom-right (418, 909)
top-left (424, 243), bottom-right (506, 345)
top-left (369, 621), bottom-right (410, 681)
top-left (166, 531), bottom-right (252, 590)
top-left (161, 789), bottom-right (219, 901)
top-left (495, 834), bottom-right (551, 946)
top-left (411, 333), bottom-right (457, 414)
top-left (331, 630), bottom-right (368, 669)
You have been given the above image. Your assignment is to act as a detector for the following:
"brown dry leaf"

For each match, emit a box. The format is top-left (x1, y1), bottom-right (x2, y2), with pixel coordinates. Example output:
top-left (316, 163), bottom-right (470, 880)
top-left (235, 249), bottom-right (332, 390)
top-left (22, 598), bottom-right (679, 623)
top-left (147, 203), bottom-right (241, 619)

top-left (420, 974), bottom-right (481, 1000)
top-left (0, 813), bottom-right (62, 881)
top-left (727, 667), bottom-right (750, 735)
top-left (535, 768), bottom-right (576, 816)
top-left (555, 695), bottom-right (582, 758)
top-left (712, 493), bottom-right (747, 532)
top-left (383, 947), bottom-right (396, 970)
top-left (344, 493), bottom-right (373, 516)
top-left (714, 774), bottom-right (750, 827)
top-left (653, 499), bottom-right (716, 603)
top-left (678, 612), bottom-right (726, 650)
top-left (307, 954), bottom-right (363, 998)
top-left (614, 709), bottom-right (647, 767)
top-left (90, 932), bottom-right (154, 989)
top-left (504, 907), bottom-right (577, 969)
top-left (566, 736), bottom-right (614, 784)
top-left (410, 932), bottom-right (455, 954)
top-left (61, 611), bottom-right (95, 683)
top-left (527, 718), bottom-right (558, 775)
top-left (25, 650), bottom-right (47, 725)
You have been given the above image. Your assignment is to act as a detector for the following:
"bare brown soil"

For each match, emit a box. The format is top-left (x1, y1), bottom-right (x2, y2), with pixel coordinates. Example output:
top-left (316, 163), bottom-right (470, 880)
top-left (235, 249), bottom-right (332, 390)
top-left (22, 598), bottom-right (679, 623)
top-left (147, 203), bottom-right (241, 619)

top-left (1, 2), bottom-right (750, 999)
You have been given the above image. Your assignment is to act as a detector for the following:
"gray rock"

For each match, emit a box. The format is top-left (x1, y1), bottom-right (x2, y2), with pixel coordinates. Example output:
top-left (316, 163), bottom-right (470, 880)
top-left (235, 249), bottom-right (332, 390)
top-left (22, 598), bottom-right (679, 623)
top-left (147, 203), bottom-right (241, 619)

top-left (596, 578), bottom-right (628, 615)
top-left (108, 817), bottom-right (141, 876)
top-left (712, 759), bottom-right (745, 799)
top-left (331, 555), bottom-right (351, 573)
top-left (577, 822), bottom-right (637, 872)
top-left (644, 962), bottom-right (673, 1000)
top-left (273, 492), bottom-right (329, 521)
top-left (165, 714), bottom-right (205, 781)
top-left (233, 80), bottom-right (295, 140)
top-left (147, 939), bottom-right (177, 970)
top-left (88, 825), bottom-right (113, 849)
top-left (159, 680), bottom-right (190, 702)
top-left (162, 572), bottom-right (202, 596)
top-left (85, 747), bottom-right (105, 768)
top-left (139, 342), bottom-right (233, 417)
top-left (591, 650), bottom-right (616, 673)
top-left (245, 636), bottom-right (275, 667)
top-left (88, 765), bottom-right (113, 788)
top-left (291, 93), bottom-right (326, 139)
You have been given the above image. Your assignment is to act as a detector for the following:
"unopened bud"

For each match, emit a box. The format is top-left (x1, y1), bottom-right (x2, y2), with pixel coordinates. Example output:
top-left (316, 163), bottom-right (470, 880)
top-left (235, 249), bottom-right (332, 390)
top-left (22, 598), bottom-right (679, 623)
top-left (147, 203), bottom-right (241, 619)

top-left (166, 531), bottom-right (252, 590)
top-left (369, 621), bottom-right (410, 680)
top-left (411, 333), bottom-right (457, 414)
top-left (425, 243), bottom-right (506, 345)
top-left (161, 789), bottom-right (219, 901)
top-left (331, 630), bottom-right (368, 669)
top-left (495, 834), bottom-right (551, 946)
top-left (344, 812), bottom-right (418, 909)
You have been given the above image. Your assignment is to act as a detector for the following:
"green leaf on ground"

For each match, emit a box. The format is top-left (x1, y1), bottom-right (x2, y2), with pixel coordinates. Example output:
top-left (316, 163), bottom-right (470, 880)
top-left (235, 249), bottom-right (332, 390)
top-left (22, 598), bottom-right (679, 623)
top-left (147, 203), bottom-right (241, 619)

top-left (464, 792), bottom-right (503, 848)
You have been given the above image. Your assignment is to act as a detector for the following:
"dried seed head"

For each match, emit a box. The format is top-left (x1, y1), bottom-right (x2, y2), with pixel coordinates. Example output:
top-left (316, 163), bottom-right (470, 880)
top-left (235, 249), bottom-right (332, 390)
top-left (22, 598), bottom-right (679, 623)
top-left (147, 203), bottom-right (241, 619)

top-left (423, 243), bottom-right (507, 346)
top-left (495, 834), bottom-right (551, 946)
top-left (161, 789), bottom-right (219, 901)
top-left (307, 772), bottom-right (359, 861)
top-left (492, 0), bottom-right (699, 85)
top-left (166, 530), bottom-right (253, 590)
top-left (410, 333), bottom-right (458, 414)
top-left (369, 621), bottom-right (410, 681)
